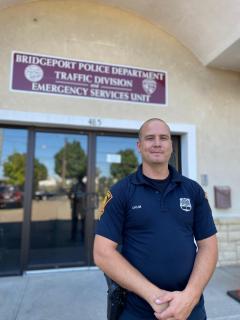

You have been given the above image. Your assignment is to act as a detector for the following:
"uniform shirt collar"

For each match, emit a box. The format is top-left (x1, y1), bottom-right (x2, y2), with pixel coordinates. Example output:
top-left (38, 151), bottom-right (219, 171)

top-left (130, 164), bottom-right (182, 185)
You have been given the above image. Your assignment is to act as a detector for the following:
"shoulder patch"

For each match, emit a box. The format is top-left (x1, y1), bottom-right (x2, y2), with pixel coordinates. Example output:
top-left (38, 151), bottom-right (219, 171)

top-left (97, 190), bottom-right (113, 219)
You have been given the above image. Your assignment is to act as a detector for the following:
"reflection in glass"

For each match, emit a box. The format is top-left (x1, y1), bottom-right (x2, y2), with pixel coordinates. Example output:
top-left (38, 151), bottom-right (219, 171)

top-left (169, 136), bottom-right (180, 170)
top-left (29, 132), bottom-right (88, 268)
top-left (0, 128), bottom-right (27, 275)
top-left (96, 136), bottom-right (140, 218)
top-left (110, 149), bottom-right (139, 180)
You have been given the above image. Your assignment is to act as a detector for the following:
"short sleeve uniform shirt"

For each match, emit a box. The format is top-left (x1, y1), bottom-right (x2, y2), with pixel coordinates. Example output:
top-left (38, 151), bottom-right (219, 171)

top-left (96, 165), bottom-right (217, 320)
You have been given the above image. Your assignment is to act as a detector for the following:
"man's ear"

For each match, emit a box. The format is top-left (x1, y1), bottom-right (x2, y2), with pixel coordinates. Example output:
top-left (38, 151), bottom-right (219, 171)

top-left (171, 140), bottom-right (173, 153)
top-left (137, 140), bottom-right (141, 153)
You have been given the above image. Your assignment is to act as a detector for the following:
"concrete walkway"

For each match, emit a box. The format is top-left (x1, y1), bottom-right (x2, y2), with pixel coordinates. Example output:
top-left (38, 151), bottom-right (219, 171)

top-left (0, 265), bottom-right (239, 320)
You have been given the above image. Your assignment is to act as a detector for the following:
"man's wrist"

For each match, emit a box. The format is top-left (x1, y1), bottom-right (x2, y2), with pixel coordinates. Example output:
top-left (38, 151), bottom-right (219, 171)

top-left (141, 282), bottom-right (166, 304)
top-left (183, 285), bottom-right (202, 306)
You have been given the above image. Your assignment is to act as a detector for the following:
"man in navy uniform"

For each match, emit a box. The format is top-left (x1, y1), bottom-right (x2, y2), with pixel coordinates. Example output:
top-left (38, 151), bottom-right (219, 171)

top-left (94, 118), bottom-right (218, 320)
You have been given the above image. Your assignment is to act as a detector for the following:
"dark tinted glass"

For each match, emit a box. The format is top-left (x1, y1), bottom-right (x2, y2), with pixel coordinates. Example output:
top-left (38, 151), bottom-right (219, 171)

top-left (28, 132), bottom-right (88, 268)
top-left (0, 128), bottom-right (27, 275)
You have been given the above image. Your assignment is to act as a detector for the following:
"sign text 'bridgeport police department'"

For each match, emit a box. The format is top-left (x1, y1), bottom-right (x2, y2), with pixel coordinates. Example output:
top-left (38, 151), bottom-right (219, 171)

top-left (11, 52), bottom-right (167, 105)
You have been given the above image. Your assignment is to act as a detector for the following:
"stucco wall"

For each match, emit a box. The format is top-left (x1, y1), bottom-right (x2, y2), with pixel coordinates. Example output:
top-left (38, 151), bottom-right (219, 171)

top-left (0, 0), bottom-right (239, 264)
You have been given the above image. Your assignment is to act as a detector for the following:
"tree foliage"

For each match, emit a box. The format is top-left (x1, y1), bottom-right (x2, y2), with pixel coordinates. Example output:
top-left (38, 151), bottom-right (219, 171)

top-left (97, 175), bottom-right (114, 200)
top-left (33, 158), bottom-right (48, 189)
top-left (3, 152), bottom-right (47, 189)
top-left (54, 141), bottom-right (87, 180)
top-left (110, 149), bottom-right (138, 180)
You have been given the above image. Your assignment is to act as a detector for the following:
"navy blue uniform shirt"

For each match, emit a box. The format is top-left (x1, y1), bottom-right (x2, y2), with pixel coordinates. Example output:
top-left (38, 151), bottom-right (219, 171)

top-left (96, 165), bottom-right (217, 319)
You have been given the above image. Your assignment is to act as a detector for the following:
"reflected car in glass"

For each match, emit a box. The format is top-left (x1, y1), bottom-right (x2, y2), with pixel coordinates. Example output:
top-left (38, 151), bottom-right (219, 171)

top-left (34, 190), bottom-right (58, 200)
top-left (0, 185), bottom-right (23, 208)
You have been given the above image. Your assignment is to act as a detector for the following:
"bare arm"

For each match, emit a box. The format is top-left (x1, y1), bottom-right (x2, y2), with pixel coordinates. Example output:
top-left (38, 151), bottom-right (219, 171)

top-left (93, 234), bottom-right (170, 313)
top-left (184, 234), bottom-right (218, 301)
top-left (155, 234), bottom-right (218, 320)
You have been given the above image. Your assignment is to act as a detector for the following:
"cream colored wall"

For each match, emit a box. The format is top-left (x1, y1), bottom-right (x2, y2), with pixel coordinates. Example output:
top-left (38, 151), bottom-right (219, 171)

top-left (0, 0), bottom-right (240, 219)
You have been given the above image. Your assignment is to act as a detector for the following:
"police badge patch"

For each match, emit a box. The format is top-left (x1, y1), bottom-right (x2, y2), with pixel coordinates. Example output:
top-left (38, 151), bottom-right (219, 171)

top-left (179, 198), bottom-right (192, 212)
top-left (142, 78), bottom-right (157, 95)
top-left (97, 190), bottom-right (113, 219)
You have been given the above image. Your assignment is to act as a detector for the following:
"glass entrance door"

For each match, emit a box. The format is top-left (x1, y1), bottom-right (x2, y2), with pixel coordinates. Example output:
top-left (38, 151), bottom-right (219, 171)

top-left (28, 132), bottom-right (88, 269)
top-left (0, 128), bottom-right (27, 275)
top-left (94, 134), bottom-right (141, 261)
top-left (95, 135), bottom-right (141, 208)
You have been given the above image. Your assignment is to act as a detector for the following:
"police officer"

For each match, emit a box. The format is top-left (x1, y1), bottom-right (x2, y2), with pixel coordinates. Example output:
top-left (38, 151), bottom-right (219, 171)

top-left (94, 118), bottom-right (218, 320)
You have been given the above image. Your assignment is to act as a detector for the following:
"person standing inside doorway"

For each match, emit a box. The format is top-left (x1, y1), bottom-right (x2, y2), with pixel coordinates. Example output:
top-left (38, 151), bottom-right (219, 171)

top-left (94, 118), bottom-right (218, 320)
top-left (69, 175), bottom-right (86, 241)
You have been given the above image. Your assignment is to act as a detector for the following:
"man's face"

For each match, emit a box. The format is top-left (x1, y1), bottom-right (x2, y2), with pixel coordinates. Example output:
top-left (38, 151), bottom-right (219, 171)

top-left (137, 120), bottom-right (172, 166)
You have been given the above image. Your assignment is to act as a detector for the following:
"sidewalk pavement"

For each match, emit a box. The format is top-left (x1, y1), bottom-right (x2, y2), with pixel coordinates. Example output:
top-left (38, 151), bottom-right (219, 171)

top-left (0, 265), bottom-right (239, 320)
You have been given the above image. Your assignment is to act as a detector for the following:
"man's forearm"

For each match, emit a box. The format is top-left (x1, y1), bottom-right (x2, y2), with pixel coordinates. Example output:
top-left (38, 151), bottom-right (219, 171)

top-left (95, 245), bottom-right (163, 302)
top-left (184, 234), bottom-right (218, 302)
top-left (154, 235), bottom-right (218, 320)
top-left (93, 236), bottom-right (169, 312)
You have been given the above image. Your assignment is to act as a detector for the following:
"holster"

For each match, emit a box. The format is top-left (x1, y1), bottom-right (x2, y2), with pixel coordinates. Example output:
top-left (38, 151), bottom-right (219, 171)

top-left (105, 275), bottom-right (127, 320)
